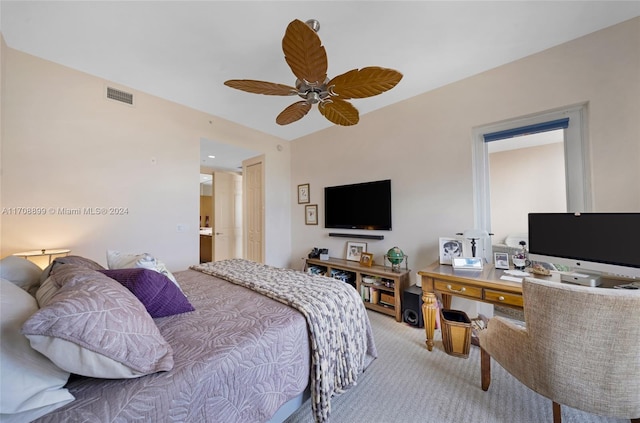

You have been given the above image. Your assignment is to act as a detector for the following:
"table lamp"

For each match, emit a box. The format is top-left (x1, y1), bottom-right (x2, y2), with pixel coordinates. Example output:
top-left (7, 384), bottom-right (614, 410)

top-left (456, 229), bottom-right (492, 259)
top-left (13, 248), bottom-right (71, 268)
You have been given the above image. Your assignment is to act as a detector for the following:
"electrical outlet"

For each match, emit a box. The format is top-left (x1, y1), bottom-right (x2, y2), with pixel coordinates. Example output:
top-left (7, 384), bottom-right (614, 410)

top-left (176, 223), bottom-right (188, 232)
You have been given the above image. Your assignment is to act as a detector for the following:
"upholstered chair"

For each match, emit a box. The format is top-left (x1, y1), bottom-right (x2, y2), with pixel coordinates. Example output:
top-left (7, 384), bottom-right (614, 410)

top-left (479, 277), bottom-right (640, 423)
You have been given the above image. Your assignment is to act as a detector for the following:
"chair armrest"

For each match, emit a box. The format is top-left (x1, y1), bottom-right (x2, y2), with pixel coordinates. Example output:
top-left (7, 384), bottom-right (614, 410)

top-left (479, 316), bottom-right (528, 354)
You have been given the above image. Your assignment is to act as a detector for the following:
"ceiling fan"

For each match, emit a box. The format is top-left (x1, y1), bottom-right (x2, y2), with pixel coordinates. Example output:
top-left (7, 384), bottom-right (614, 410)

top-left (224, 19), bottom-right (403, 127)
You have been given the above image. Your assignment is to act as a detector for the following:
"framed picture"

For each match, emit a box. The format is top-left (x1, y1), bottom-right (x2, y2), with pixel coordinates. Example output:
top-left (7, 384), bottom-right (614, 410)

top-left (298, 183), bottom-right (310, 204)
top-left (305, 204), bottom-right (318, 225)
top-left (494, 252), bottom-right (509, 269)
top-left (439, 237), bottom-right (464, 265)
top-left (360, 252), bottom-right (374, 267)
top-left (346, 241), bottom-right (367, 262)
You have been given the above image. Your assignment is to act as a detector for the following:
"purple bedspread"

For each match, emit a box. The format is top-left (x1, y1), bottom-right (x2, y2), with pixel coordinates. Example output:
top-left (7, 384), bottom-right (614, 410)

top-left (34, 269), bottom-right (310, 423)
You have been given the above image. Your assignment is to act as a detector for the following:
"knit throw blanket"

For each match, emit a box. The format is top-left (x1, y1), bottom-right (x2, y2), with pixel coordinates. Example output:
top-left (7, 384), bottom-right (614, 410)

top-left (190, 259), bottom-right (377, 423)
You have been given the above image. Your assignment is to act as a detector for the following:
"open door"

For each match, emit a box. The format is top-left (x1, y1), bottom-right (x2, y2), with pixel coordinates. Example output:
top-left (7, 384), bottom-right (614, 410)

top-left (212, 171), bottom-right (242, 261)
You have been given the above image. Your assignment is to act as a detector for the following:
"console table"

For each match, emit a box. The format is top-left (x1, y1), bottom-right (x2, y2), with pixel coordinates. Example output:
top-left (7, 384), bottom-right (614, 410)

top-left (418, 261), bottom-right (629, 351)
top-left (306, 257), bottom-right (410, 321)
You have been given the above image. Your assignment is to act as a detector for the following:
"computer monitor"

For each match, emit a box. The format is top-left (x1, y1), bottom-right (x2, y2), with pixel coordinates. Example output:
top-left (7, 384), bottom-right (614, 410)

top-left (528, 212), bottom-right (640, 279)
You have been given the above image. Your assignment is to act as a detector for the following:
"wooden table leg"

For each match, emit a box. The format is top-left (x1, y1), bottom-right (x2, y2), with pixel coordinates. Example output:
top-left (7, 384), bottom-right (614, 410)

top-left (481, 348), bottom-right (491, 391)
top-left (552, 402), bottom-right (562, 423)
top-left (422, 292), bottom-right (438, 351)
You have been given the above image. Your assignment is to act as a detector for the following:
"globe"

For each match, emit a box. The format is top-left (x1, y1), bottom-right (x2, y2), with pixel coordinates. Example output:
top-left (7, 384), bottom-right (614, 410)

top-left (386, 246), bottom-right (405, 265)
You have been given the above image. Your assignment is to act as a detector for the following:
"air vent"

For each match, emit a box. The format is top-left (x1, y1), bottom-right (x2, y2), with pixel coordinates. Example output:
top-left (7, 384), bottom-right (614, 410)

top-left (106, 87), bottom-right (134, 105)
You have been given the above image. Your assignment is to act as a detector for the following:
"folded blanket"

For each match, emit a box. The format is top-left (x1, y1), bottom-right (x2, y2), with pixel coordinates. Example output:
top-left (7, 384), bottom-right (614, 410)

top-left (191, 259), bottom-right (377, 423)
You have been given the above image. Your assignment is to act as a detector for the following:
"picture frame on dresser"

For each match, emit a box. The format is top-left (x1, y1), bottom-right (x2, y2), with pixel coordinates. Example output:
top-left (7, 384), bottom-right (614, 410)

top-left (346, 242), bottom-right (367, 261)
top-left (494, 252), bottom-right (509, 269)
top-left (439, 237), bottom-right (463, 265)
top-left (360, 252), bottom-right (374, 267)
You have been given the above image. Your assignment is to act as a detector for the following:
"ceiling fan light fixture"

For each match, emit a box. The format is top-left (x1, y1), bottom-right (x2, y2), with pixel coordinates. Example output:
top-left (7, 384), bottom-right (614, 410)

top-left (223, 18), bottom-right (403, 127)
top-left (305, 91), bottom-right (321, 104)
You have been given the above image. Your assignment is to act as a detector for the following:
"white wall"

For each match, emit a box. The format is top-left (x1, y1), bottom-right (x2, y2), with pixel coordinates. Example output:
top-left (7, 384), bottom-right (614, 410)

top-left (489, 142), bottom-right (566, 244)
top-left (290, 17), bottom-right (640, 294)
top-left (0, 42), bottom-right (292, 270)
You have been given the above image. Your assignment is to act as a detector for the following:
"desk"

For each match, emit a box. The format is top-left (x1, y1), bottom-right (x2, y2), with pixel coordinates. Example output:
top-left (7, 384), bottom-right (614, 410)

top-left (418, 262), bottom-right (525, 351)
top-left (418, 261), bottom-right (627, 351)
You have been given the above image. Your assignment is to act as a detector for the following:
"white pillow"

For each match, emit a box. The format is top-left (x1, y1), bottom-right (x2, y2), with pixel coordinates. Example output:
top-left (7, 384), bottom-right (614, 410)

top-left (106, 250), bottom-right (180, 288)
top-left (0, 278), bottom-right (74, 418)
top-left (0, 255), bottom-right (43, 295)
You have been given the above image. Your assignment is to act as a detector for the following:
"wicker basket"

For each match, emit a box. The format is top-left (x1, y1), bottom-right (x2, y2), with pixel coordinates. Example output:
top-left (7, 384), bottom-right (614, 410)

top-left (440, 309), bottom-right (472, 358)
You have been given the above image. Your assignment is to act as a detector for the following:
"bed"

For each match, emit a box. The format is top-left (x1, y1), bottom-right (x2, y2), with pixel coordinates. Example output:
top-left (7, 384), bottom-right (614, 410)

top-left (1, 256), bottom-right (376, 423)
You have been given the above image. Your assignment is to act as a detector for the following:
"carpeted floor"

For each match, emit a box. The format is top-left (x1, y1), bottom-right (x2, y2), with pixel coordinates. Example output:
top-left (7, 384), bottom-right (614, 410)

top-left (284, 310), bottom-right (629, 423)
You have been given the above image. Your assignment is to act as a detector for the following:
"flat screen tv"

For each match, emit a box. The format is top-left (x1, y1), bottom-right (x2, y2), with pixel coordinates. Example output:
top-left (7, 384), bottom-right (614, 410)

top-left (528, 212), bottom-right (640, 279)
top-left (324, 179), bottom-right (392, 230)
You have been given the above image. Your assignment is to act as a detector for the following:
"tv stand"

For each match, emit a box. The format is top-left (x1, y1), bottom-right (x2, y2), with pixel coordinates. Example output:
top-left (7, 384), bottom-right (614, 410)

top-left (306, 257), bottom-right (409, 321)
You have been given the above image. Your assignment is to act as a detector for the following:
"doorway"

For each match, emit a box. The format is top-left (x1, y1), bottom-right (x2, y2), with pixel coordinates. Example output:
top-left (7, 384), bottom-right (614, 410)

top-left (213, 171), bottom-right (242, 261)
top-left (199, 172), bottom-right (243, 262)
top-left (199, 138), bottom-right (263, 263)
top-left (199, 174), bottom-right (213, 262)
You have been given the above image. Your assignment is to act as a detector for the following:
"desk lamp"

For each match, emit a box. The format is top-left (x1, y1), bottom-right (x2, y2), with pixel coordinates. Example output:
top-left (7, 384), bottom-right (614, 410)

top-left (456, 229), bottom-right (492, 259)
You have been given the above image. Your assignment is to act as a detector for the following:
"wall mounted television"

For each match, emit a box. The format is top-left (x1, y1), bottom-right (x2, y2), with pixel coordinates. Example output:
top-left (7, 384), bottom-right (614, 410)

top-left (324, 179), bottom-right (392, 230)
top-left (528, 212), bottom-right (640, 279)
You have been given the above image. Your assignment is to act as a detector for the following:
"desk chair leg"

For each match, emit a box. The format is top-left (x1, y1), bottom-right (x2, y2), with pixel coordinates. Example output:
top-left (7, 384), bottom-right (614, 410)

top-left (552, 402), bottom-right (562, 423)
top-left (481, 348), bottom-right (491, 391)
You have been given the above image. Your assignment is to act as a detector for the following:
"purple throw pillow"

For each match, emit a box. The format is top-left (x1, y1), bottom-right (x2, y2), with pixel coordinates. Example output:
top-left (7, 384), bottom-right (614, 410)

top-left (99, 268), bottom-right (194, 318)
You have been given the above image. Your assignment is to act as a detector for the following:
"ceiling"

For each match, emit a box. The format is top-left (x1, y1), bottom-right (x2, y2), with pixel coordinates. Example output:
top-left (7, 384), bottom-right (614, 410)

top-left (199, 137), bottom-right (259, 173)
top-left (1, 1), bottom-right (639, 169)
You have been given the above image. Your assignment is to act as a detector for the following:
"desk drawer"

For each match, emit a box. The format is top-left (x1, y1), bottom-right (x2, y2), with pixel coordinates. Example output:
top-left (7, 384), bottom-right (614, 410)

top-left (434, 280), bottom-right (482, 300)
top-left (484, 289), bottom-right (523, 307)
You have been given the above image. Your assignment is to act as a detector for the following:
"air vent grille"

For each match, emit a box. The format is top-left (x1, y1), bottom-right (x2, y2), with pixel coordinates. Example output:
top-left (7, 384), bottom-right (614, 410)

top-left (106, 87), bottom-right (134, 105)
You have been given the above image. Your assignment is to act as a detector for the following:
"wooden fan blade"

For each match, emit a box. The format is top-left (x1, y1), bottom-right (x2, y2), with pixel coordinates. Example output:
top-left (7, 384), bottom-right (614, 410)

top-left (276, 101), bottom-right (312, 125)
top-left (328, 67), bottom-right (403, 99)
top-left (282, 19), bottom-right (328, 85)
top-left (319, 98), bottom-right (359, 126)
top-left (224, 79), bottom-right (297, 96)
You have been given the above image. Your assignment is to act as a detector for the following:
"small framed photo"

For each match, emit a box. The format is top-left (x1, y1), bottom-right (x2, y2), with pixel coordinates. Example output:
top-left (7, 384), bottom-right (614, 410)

top-left (439, 237), bottom-right (464, 265)
top-left (298, 183), bottom-right (310, 204)
top-left (346, 241), bottom-right (367, 262)
top-left (305, 204), bottom-right (318, 225)
top-left (360, 252), bottom-right (374, 267)
top-left (494, 252), bottom-right (509, 269)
